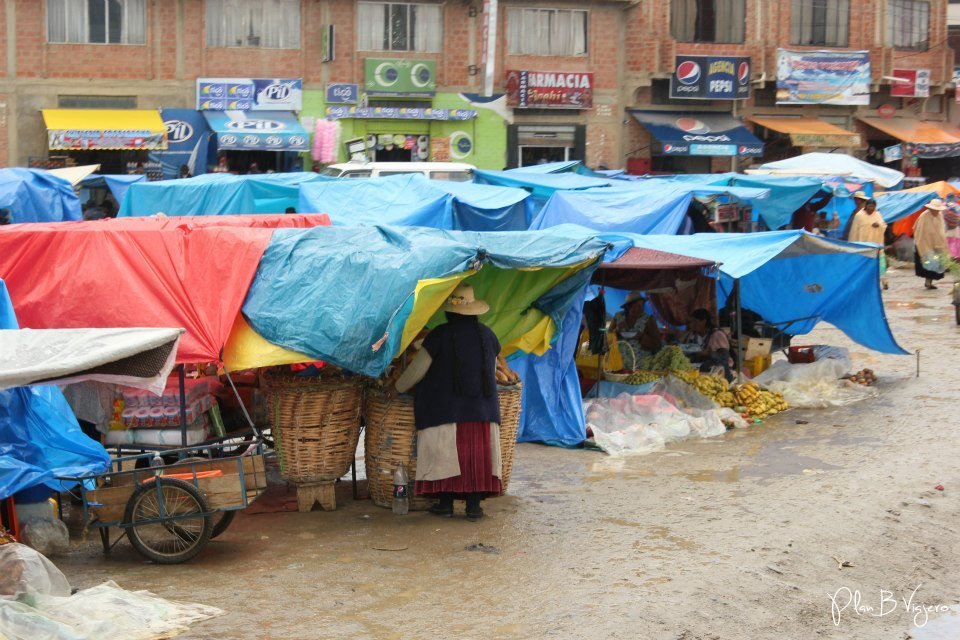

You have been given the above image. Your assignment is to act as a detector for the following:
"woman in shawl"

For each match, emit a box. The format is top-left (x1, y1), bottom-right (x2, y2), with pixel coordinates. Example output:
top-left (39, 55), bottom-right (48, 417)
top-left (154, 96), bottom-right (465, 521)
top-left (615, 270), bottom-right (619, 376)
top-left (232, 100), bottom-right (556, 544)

top-left (913, 199), bottom-right (949, 290)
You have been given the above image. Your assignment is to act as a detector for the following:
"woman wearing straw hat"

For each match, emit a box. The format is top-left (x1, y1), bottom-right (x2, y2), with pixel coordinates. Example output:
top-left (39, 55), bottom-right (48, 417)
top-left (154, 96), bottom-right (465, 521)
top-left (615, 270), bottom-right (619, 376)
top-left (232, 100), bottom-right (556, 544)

top-left (913, 199), bottom-right (950, 290)
top-left (392, 284), bottom-right (502, 521)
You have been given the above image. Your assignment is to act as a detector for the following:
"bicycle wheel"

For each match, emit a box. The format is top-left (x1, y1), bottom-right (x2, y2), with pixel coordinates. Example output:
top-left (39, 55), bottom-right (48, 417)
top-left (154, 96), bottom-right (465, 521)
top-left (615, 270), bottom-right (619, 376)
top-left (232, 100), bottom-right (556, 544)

top-left (175, 456), bottom-right (235, 538)
top-left (124, 477), bottom-right (212, 564)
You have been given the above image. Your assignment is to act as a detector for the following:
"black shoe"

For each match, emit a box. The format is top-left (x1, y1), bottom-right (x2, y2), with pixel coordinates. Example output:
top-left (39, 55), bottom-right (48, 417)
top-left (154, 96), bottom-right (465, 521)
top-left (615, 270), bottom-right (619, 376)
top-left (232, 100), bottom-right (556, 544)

top-left (428, 502), bottom-right (453, 517)
top-left (465, 506), bottom-right (484, 522)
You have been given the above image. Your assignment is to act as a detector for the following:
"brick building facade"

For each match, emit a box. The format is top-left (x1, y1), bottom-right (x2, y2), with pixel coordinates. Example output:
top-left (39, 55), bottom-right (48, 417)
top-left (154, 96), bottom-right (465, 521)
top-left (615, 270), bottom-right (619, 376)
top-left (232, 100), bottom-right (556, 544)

top-left (0, 0), bottom-right (955, 175)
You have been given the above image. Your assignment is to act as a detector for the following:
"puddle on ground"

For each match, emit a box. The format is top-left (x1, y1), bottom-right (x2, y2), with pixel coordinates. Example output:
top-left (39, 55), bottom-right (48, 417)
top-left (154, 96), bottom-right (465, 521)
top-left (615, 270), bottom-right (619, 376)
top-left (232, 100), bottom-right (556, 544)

top-left (909, 315), bottom-right (951, 324)
top-left (679, 442), bottom-right (841, 483)
top-left (910, 605), bottom-right (960, 640)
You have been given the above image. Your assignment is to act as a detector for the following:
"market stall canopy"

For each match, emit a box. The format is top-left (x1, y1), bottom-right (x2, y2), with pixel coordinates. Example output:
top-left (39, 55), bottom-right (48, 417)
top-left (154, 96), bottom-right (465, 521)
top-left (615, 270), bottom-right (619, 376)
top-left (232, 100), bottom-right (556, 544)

top-left (887, 181), bottom-right (960, 236)
top-left (748, 117), bottom-right (861, 148)
top-left (0, 328), bottom-right (182, 395)
top-left (594, 246), bottom-right (717, 290)
top-left (42, 109), bottom-right (167, 151)
top-left (79, 173), bottom-right (146, 209)
top-left (119, 172), bottom-right (328, 217)
top-left (231, 225), bottom-right (609, 376)
top-left (0, 215), bottom-right (330, 363)
top-left (624, 230), bottom-right (907, 355)
top-left (0, 279), bottom-right (110, 501)
top-left (506, 160), bottom-right (583, 174)
top-left (629, 111), bottom-right (764, 157)
top-left (0, 168), bottom-right (82, 223)
top-left (755, 152), bottom-right (904, 188)
top-left (47, 164), bottom-right (100, 186)
top-left (473, 169), bottom-right (611, 201)
top-left (530, 185), bottom-right (694, 235)
top-left (203, 110), bottom-right (309, 152)
top-left (858, 117), bottom-right (960, 159)
top-left (874, 190), bottom-right (937, 225)
top-left (298, 174), bottom-right (533, 231)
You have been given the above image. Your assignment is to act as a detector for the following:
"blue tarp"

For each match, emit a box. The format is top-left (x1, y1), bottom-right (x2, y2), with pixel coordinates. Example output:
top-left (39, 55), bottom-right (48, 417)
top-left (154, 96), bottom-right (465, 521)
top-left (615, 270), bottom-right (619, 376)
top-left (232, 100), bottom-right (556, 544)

top-left (298, 174), bottom-right (533, 231)
top-left (473, 169), bottom-right (611, 200)
top-left (624, 230), bottom-right (908, 355)
top-left (242, 225), bottom-right (608, 377)
top-left (531, 186), bottom-right (693, 235)
top-left (875, 190), bottom-right (937, 224)
top-left (0, 279), bottom-right (110, 500)
top-left (0, 169), bottom-right (81, 223)
top-left (79, 174), bottom-right (146, 210)
top-left (506, 161), bottom-right (583, 174)
top-left (727, 175), bottom-right (826, 229)
top-left (119, 172), bottom-right (329, 216)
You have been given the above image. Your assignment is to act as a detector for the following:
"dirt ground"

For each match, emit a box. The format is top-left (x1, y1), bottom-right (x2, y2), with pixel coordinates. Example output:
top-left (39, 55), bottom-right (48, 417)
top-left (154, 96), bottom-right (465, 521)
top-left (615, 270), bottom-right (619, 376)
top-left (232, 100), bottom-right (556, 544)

top-left (54, 263), bottom-right (960, 640)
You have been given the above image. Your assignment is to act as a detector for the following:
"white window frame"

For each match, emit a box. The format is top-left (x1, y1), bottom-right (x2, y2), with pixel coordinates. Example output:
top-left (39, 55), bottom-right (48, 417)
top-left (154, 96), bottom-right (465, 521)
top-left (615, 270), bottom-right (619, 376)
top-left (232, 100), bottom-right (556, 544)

top-left (506, 8), bottom-right (588, 56)
top-left (205, 0), bottom-right (301, 49)
top-left (357, 2), bottom-right (443, 53)
top-left (46, 0), bottom-right (146, 45)
top-left (887, 0), bottom-right (930, 51)
top-left (789, 0), bottom-right (850, 47)
top-left (670, 0), bottom-right (746, 44)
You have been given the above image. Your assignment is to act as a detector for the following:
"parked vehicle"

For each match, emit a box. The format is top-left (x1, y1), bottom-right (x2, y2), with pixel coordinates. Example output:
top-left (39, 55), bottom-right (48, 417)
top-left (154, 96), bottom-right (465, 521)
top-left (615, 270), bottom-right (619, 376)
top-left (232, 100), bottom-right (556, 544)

top-left (320, 161), bottom-right (475, 181)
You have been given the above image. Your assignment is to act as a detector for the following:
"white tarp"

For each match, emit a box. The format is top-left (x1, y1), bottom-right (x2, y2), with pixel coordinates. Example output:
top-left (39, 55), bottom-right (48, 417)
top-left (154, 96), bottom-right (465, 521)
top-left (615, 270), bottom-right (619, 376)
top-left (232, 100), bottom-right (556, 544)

top-left (753, 152), bottom-right (904, 188)
top-left (0, 327), bottom-right (182, 395)
top-left (45, 164), bottom-right (100, 187)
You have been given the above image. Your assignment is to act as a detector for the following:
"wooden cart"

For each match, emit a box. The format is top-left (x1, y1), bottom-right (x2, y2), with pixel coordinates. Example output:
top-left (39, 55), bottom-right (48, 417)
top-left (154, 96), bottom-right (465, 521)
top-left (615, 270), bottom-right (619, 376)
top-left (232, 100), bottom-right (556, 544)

top-left (60, 444), bottom-right (268, 564)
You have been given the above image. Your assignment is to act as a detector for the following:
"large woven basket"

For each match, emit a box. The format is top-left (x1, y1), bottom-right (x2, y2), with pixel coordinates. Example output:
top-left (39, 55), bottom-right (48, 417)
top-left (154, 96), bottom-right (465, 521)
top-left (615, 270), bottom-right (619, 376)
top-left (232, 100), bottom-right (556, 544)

top-left (263, 374), bottom-right (362, 483)
top-left (363, 384), bottom-right (523, 510)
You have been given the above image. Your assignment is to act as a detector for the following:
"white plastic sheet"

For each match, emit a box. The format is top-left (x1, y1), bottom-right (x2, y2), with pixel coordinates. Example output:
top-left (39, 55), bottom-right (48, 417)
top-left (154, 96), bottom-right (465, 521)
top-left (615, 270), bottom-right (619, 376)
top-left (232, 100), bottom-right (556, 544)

top-left (753, 358), bottom-right (878, 408)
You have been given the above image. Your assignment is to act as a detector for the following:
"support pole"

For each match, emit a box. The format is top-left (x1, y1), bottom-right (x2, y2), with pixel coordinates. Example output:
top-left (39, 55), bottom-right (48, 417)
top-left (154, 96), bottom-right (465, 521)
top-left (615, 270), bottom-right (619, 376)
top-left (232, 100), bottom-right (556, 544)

top-left (178, 364), bottom-right (188, 451)
top-left (735, 280), bottom-right (744, 383)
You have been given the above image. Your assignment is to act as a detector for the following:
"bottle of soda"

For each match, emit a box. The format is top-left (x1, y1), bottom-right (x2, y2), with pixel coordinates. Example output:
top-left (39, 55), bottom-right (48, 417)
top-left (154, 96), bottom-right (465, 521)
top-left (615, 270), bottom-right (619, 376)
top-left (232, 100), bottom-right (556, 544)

top-left (392, 462), bottom-right (409, 515)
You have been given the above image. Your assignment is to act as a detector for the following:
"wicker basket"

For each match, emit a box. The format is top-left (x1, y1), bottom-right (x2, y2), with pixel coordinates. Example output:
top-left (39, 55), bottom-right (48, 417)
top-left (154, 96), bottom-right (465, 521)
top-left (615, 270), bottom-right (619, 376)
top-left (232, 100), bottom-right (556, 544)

top-left (262, 374), bottom-right (362, 483)
top-left (363, 384), bottom-right (523, 510)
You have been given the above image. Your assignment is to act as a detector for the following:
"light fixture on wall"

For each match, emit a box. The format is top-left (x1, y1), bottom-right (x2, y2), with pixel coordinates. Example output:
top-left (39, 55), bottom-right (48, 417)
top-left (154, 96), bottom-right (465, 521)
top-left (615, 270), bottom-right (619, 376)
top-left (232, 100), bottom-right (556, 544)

top-left (468, 65), bottom-right (479, 76)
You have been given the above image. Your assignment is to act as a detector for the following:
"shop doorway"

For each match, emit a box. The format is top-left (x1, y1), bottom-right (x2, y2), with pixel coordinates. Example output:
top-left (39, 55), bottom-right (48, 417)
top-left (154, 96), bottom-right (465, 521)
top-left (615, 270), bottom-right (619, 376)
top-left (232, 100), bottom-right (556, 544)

top-left (507, 124), bottom-right (585, 168)
top-left (519, 146), bottom-right (572, 167)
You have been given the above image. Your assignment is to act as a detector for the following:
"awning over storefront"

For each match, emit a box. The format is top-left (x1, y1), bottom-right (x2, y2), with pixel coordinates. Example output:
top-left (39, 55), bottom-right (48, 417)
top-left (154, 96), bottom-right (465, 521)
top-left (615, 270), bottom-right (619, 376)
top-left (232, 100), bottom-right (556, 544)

top-left (629, 111), bottom-right (763, 157)
top-left (42, 109), bottom-right (167, 151)
top-left (858, 117), bottom-right (960, 158)
top-left (749, 117), bottom-right (861, 148)
top-left (203, 110), bottom-right (309, 152)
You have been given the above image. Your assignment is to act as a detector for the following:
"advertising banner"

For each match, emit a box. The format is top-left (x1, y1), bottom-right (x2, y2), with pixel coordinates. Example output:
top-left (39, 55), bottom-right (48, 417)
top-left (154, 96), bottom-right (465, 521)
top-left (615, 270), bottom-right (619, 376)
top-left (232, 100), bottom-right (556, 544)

top-left (670, 56), bottom-right (751, 100)
top-left (631, 111), bottom-right (763, 157)
top-left (196, 78), bottom-right (303, 111)
top-left (776, 50), bottom-right (870, 105)
top-left (47, 128), bottom-right (166, 151)
top-left (364, 59), bottom-right (436, 95)
top-left (505, 70), bottom-right (593, 109)
top-left (149, 108), bottom-right (211, 179)
top-left (203, 111), bottom-right (309, 151)
top-left (883, 144), bottom-right (903, 163)
top-left (325, 106), bottom-right (477, 120)
top-left (890, 69), bottom-right (930, 98)
top-left (326, 83), bottom-right (359, 104)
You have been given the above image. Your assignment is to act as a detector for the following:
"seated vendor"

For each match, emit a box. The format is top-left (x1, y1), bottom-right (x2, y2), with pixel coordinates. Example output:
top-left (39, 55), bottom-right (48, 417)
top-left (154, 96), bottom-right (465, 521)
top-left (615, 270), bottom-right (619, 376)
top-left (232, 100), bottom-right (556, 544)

top-left (686, 308), bottom-right (733, 378)
top-left (609, 291), bottom-right (661, 363)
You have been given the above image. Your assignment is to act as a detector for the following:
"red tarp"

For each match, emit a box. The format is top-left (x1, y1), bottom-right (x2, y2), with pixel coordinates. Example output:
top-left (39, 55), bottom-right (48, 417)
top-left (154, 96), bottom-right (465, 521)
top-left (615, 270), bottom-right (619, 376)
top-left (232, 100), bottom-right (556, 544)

top-left (0, 214), bottom-right (330, 363)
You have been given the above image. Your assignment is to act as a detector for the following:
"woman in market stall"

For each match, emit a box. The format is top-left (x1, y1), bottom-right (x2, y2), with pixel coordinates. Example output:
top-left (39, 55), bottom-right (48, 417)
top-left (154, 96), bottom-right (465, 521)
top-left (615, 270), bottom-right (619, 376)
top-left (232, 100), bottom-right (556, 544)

top-left (913, 199), bottom-right (950, 290)
top-left (391, 284), bottom-right (502, 522)
top-left (609, 291), bottom-right (661, 368)
top-left (685, 308), bottom-right (733, 379)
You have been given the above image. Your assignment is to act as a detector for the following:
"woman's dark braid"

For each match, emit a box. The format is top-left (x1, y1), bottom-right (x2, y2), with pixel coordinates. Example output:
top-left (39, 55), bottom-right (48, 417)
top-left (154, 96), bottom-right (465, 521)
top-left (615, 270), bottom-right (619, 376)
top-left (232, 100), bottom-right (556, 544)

top-left (475, 321), bottom-right (492, 398)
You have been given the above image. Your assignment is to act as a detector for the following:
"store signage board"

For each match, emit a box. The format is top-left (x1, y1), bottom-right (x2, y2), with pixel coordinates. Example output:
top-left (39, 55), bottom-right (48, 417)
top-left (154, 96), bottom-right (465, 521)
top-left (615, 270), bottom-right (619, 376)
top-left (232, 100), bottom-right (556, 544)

top-left (505, 70), bottom-right (594, 109)
top-left (775, 50), bottom-right (870, 105)
top-left (364, 59), bottom-right (436, 96)
top-left (791, 133), bottom-right (862, 148)
top-left (204, 111), bottom-right (309, 151)
top-left (326, 84), bottom-right (359, 104)
top-left (669, 56), bottom-right (751, 100)
top-left (890, 69), bottom-right (930, 98)
top-left (325, 106), bottom-right (477, 120)
top-left (877, 104), bottom-right (896, 119)
top-left (883, 144), bottom-right (903, 163)
top-left (197, 78), bottom-right (303, 111)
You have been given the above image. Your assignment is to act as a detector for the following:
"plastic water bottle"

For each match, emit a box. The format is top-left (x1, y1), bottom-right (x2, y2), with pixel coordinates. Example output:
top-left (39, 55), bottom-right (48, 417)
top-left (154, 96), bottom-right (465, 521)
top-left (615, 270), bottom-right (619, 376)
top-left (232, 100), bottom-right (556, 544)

top-left (392, 463), bottom-right (409, 515)
top-left (150, 452), bottom-right (164, 477)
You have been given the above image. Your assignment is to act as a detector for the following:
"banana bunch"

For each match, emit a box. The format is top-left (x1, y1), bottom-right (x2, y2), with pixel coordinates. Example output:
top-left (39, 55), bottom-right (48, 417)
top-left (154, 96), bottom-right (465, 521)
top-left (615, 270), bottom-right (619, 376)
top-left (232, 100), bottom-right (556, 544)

top-left (673, 369), bottom-right (700, 384)
top-left (731, 383), bottom-right (788, 419)
top-left (692, 374), bottom-right (736, 407)
top-left (624, 370), bottom-right (663, 385)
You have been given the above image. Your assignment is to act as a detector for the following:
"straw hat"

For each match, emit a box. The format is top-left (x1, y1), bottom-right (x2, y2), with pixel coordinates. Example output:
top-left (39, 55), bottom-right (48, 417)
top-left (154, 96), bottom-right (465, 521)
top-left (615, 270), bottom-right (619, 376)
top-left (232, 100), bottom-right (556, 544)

top-left (926, 198), bottom-right (947, 211)
top-left (853, 190), bottom-right (869, 200)
top-left (442, 284), bottom-right (489, 315)
top-left (621, 291), bottom-right (645, 308)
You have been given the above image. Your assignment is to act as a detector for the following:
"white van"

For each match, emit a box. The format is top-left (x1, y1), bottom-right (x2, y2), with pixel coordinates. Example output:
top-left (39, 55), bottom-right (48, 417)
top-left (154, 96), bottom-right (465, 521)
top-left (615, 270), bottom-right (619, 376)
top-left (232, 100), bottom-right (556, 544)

top-left (320, 161), bottom-right (476, 182)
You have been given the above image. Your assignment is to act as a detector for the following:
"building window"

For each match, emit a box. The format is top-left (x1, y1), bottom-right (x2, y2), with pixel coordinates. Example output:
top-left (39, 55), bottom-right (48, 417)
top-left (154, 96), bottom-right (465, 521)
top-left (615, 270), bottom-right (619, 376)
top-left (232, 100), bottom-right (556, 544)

top-left (888, 0), bottom-right (929, 51)
top-left (357, 2), bottom-right (442, 52)
top-left (790, 0), bottom-right (849, 47)
top-left (46, 0), bottom-right (146, 44)
top-left (205, 0), bottom-right (301, 49)
top-left (670, 0), bottom-right (745, 43)
top-left (506, 8), bottom-right (588, 56)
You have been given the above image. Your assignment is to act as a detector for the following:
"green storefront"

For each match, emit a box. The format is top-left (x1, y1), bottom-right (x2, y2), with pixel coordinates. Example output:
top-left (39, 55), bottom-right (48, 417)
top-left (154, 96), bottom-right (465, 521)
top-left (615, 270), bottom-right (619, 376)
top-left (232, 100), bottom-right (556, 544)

top-left (303, 59), bottom-right (507, 169)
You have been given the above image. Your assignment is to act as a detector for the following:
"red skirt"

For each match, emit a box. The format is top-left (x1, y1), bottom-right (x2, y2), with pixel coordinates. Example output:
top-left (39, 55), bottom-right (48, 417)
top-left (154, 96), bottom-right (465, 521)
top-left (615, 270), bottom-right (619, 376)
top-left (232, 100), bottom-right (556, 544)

top-left (415, 421), bottom-right (502, 498)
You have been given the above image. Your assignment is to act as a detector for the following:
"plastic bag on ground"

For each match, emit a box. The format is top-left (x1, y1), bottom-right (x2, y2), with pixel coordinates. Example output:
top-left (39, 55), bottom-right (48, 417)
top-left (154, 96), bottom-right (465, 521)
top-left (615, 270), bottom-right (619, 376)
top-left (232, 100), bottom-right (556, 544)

top-left (0, 543), bottom-right (70, 599)
top-left (20, 519), bottom-right (70, 557)
top-left (753, 359), bottom-right (878, 408)
top-left (0, 578), bottom-right (223, 640)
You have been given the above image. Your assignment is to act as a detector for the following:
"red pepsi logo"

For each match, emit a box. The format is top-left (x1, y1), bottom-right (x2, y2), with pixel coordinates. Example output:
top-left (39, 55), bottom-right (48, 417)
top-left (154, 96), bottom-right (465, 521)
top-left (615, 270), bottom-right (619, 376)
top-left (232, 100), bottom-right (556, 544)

top-left (675, 118), bottom-right (709, 134)
top-left (676, 61), bottom-right (701, 85)
top-left (738, 62), bottom-right (750, 86)
top-left (738, 146), bottom-right (747, 154)
top-left (663, 144), bottom-right (673, 152)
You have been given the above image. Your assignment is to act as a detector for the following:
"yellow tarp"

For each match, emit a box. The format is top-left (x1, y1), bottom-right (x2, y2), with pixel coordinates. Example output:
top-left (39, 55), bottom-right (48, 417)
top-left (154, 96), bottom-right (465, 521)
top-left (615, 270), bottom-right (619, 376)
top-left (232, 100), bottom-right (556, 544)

top-left (749, 117), bottom-right (860, 147)
top-left (41, 109), bottom-right (167, 150)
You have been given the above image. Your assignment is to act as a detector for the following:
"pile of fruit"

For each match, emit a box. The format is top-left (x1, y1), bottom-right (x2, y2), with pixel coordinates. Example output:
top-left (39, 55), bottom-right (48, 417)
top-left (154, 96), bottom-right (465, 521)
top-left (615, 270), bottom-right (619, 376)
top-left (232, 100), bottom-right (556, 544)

top-left (623, 370), bottom-right (663, 385)
top-left (844, 368), bottom-right (876, 386)
top-left (639, 345), bottom-right (694, 373)
top-left (693, 377), bottom-right (788, 419)
top-left (496, 355), bottom-right (521, 385)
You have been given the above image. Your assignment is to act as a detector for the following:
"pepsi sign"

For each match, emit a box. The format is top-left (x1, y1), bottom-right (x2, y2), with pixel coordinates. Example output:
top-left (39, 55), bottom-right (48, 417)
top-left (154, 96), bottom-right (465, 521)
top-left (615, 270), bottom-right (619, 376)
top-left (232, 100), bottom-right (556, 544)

top-left (670, 56), bottom-right (751, 100)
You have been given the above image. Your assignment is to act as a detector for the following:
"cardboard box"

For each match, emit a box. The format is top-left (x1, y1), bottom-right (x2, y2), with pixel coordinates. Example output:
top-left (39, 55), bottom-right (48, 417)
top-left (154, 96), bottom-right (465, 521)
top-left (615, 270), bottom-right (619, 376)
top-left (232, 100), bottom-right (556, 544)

top-left (742, 337), bottom-right (772, 360)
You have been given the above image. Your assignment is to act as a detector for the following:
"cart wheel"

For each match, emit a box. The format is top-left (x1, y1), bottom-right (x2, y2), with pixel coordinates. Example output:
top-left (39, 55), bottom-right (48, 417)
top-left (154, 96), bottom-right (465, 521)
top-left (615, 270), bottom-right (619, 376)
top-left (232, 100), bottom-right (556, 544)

top-left (123, 477), bottom-right (213, 564)
top-left (210, 510), bottom-right (236, 539)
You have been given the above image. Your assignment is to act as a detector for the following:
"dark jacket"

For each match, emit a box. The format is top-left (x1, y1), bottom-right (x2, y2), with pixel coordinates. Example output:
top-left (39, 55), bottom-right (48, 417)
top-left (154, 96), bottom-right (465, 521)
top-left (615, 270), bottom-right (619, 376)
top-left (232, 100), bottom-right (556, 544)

top-left (414, 314), bottom-right (501, 429)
